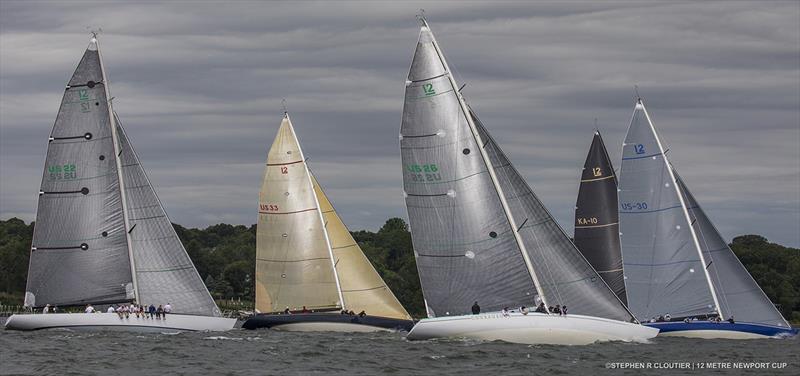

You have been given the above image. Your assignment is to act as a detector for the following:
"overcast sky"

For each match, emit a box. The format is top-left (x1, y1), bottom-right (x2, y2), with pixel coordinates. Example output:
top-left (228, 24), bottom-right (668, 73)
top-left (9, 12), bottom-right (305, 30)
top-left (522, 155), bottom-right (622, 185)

top-left (1, 1), bottom-right (798, 247)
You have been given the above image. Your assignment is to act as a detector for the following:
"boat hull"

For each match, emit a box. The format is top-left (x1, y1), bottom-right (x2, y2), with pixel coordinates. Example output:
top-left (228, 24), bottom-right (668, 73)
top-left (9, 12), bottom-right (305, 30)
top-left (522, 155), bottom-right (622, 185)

top-left (406, 312), bottom-right (659, 345)
top-left (4, 313), bottom-right (236, 332)
top-left (242, 313), bottom-right (415, 332)
top-left (645, 321), bottom-right (798, 339)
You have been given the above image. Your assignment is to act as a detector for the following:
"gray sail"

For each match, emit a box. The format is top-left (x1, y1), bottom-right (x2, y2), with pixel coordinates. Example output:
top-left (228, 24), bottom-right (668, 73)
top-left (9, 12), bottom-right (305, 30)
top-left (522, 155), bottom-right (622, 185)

top-left (573, 132), bottom-right (626, 305)
top-left (25, 39), bottom-right (133, 308)
top-left (400, 24), bottom-right (536, 317)
top-left (675, 173), bottom-right (790, 327)
top-left (619, 100), bottom-right (718, 321)
top-left (116, 117), bottom-right (221, 317)
top-left (473, 111), bottom-right (634, 322)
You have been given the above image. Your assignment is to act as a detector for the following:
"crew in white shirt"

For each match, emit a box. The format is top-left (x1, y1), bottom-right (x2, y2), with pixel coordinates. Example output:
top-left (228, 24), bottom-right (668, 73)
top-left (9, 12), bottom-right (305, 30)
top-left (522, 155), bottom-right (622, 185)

top-left (107, 306), bottom-right (116, 313)
top-left (85, 304), bottom-right (95, 313)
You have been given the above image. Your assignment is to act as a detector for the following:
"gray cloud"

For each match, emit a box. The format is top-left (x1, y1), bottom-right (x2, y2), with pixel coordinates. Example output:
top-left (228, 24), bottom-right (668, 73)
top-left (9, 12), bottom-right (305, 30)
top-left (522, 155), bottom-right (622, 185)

top-left (1, 1), bottom-right (798, 246)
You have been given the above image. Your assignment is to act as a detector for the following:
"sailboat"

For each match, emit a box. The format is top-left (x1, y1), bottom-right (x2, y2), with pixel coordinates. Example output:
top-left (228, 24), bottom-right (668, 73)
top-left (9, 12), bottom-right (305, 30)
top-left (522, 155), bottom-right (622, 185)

top-left (4, 36), bottom-right (235, 332)
top-left (242, 113), bottom-right (414, 332)
top-left (618, 98), bottom-right (797, 339)
top-left (573, 131), bottom-right (626, 305)
top-left (399, 18), bottom-right (658, 345)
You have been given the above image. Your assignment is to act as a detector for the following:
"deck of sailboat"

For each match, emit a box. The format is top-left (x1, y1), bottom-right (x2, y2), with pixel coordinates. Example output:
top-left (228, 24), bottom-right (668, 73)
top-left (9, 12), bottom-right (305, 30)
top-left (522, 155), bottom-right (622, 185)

top-left (644, 321), bottom-right (798, 339)
top-left (242, 312), bottom-right (414, 332)
top-left (4, 312), bottom-right (236, 332)
top-left (406, 312), bottom-right (659, 345)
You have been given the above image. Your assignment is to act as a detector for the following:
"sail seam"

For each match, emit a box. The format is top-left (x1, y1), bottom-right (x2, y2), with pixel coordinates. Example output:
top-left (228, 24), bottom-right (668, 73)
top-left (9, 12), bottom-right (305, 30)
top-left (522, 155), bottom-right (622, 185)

top-left (266, 160), bottom-right (303, 166)
top-left (580, 175), bottom-right (615, 182)
top-left (259, 207), bottom-right (318, 215)
top-left (620, 205), bottom-right (682, 214)
top-left (257, 257), bottom-right (331, 263)
top-left (575, 222), bottom-right (618, 229)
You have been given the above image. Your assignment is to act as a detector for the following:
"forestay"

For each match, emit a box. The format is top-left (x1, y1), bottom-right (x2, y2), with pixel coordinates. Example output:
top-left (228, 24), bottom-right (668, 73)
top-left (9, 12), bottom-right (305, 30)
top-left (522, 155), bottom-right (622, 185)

top-left (116, 118), bottom-right (221, 317)
top-left (675, 173), bottom-right (790, 327)
top-left (310, 173), bottom-right (413, 321)
top-left (255, 114), bottom-right (342, 313)
top-left (574, 132), bottom-right (627, 305)
top-left (25, 39), bottom-right (133, 308)
top-left (619, 99), bottom-right (717, 320)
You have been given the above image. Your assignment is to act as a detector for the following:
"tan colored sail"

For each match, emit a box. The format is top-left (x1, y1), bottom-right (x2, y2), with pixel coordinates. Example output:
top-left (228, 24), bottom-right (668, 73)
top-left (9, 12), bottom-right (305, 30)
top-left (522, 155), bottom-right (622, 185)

top-left (311, 173), bottom-right (413, 320)
top-left (255, 114), bottom-right (340, 313)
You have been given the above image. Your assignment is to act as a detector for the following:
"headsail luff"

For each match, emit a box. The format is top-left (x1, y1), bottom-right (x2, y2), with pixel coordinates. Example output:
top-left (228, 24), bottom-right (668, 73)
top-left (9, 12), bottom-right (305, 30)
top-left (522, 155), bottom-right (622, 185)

top-left (310, 173), bottom-right (413, 320)
top-left (619, 99), bottom-right (720, 321)
top-left (400, 20), bottom-right (635, 322)
top-left (255, 114), bottom-right (342, 313)
top-left (574, 131), bottom-right (627, 305)
top-left (115, 115), bottom-right (221, 317)
top-left (674, 172), bottom-right (790, 327)
top-left (25, 38), bottom-right (133, 308)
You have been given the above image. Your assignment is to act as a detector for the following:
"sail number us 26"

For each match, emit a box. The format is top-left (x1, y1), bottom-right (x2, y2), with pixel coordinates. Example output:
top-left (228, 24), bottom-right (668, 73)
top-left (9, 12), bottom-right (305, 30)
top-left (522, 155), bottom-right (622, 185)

top-left (407, 164), bottom-right (441, 182)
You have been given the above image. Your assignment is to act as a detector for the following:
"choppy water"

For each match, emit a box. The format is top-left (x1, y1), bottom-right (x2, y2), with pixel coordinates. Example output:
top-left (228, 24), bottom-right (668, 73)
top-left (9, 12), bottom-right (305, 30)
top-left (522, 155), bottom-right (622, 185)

top-left (1, 320), bottom-right (798, 375)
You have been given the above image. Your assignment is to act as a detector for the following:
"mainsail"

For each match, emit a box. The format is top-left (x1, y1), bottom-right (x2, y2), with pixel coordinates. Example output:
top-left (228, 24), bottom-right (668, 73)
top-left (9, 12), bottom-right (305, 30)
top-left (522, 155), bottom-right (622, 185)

top-left (256, 114), bottom-right (342, 313)
top-left (25, 38), bottom-right (133, 308)
top-left (25, 37), bottom-right (221, 317)
top-left (400, 20), bottom-right (634, 322)
top-left (573, 131), bottom-right (626, 305)
top-left (116, 116), bottom-right (221, 317)
top-left (619, 99), bottom-right (720, 320)
top-left (675, 172), bottom-right (790, 327)
top-left (256, 114), bottom-right (411, 320)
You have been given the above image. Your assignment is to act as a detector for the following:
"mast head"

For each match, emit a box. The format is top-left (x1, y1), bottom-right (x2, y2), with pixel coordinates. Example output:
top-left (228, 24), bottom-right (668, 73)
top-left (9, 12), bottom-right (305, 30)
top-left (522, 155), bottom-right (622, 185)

top-left (87, 27), bottom-right (102, 51)
top-left (416, 9), bottom-right (429, 29)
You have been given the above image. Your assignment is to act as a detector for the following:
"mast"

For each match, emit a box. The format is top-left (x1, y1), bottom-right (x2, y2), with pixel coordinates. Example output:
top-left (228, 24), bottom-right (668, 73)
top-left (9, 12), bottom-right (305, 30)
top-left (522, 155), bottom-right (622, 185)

top-left (420, 17), bottom-right (548, 308)
top-left (285, 112), bottom-right (346, 310)
top-left (637, 98), bottom-right (723, 318)
top-left (96, 35), bottom-right (139, 304)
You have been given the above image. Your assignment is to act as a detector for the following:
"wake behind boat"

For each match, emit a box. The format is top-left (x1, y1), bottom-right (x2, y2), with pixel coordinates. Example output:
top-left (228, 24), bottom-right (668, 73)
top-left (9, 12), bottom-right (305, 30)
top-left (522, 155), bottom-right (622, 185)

top-left (243, 113), bottom-right (414, 332)
top-left (5, 35), bottom-right (234, 332)
top-left (400, 17), bottom-right (657, 345)
top-left (618, 98), bottom-right (796, 339)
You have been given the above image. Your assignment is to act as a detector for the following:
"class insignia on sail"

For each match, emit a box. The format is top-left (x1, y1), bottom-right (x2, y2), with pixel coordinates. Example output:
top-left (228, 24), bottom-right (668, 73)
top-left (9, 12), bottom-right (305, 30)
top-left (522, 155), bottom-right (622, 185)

top-left (399, 16), bottom-right (658, 345)
top-left (4, 36), bottom-right (235, 332)
top-left (242, 112), bottom-right (414, 332)
top-left (618, 98), bottom-right (797, 339)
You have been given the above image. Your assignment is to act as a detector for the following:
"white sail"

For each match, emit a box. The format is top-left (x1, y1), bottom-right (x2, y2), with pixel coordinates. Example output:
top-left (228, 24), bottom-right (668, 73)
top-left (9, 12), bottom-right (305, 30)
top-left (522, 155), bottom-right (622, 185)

top-left (255, 114), bottom-right (342, 313)
top-left (619, 99), bottom-right (720, 320)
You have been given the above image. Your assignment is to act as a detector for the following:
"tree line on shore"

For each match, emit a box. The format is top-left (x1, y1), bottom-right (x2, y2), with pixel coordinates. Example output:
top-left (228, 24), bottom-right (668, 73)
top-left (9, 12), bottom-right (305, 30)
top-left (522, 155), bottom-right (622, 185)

top-left (0, 217), bottom-right (797, 321)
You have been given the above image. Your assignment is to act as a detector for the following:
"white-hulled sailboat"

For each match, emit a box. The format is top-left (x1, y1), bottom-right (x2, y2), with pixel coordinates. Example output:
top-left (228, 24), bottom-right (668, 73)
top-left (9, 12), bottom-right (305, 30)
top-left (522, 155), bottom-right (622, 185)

top-left (242, 113), bottom-right (414, 332)
top-left (618, 98), bottom-right (797, 339)
top-left (4, 36), bottom-right (235, 332)
top-left (399, 18), bottom-right (657, 345)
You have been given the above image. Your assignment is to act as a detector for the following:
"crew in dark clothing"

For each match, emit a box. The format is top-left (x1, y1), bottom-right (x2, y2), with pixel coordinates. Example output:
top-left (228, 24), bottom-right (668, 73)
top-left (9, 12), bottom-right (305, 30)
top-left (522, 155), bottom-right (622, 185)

top-left (562, 305), bottom-right (568, 316)
top-left (554, 305), bottom-right (562, 315)
top-left (548, 306), bottom-right (554, 313)
top-left (727, 316), bottom-right (735, 324)
top-left (358, 310), bottom-right (366, 317)
top-left (535, 303), bottom-right (548, 314)
top-left (471, 301), bottom-right (481, 315)
top-left (148, 304), bottom-right (156, 319)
